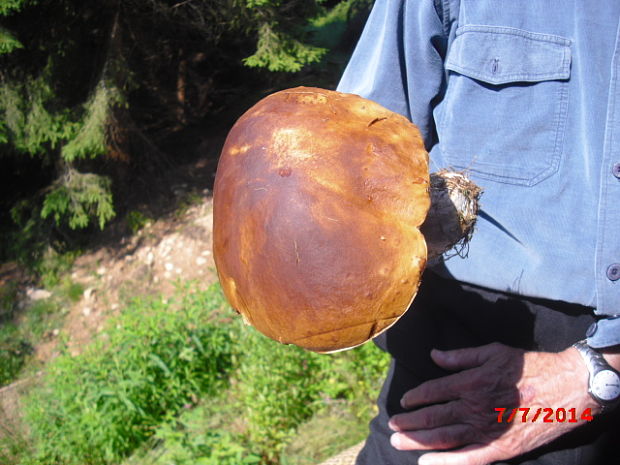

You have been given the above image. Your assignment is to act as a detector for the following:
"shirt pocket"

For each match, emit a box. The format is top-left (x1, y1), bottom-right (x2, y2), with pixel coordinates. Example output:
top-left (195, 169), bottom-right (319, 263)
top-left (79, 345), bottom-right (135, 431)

top-left (438, 25), bottom-right (572, 186)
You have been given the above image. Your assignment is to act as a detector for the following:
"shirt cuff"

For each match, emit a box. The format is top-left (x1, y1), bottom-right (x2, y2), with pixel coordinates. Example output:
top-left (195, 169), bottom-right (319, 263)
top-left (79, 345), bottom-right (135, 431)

top-left (586, 315), bottom-right (620, 348)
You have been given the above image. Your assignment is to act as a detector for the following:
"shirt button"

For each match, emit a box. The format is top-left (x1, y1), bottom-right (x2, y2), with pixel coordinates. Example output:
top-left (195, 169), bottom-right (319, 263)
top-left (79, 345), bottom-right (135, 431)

top-left (607, 263), bottom-right (620, 281)
top-left (613, 162), bottom-right (620, 179)
top-left (586, 322), bottom-right (598, 338)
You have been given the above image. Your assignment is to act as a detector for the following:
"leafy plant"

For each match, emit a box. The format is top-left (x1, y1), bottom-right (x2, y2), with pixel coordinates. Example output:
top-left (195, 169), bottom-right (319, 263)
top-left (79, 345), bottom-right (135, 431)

top-left (0, 323), bottom-right (33, 386)
top-left (126, 210), bottom-right (151, 234)
top-left (317, 339), bottom-right (390, 416)
top-left (59, 277), bottom-right (84, 303)
top-left (234, 328), bottom-right (325, 463)
top-left (233, 323), bottom-right (389, 463)
top-left (244, 22), bottom-right (327, 72)
top-left (280, 408), bottom-right (368, 465)
top-left (14, 281), bottom-right (389, 465)
top-left (174, 191), bottom-right (204, 219)
top-left (0, 419), bottom-right (31, 465)
top-left (34, 248), bottom-right (80, 289)
top-left (41, 170), bottom-right (115, 230)
top-left (0, 25), bottom-right (22, 54)
top-left (129, 403), bottom-right (261, 465)
top-left (0, 296), bottom-right (63, 387)
top-left (0, 280), bottom-right (19, 319)
top-left (23, 284), bottom-right (236, 465)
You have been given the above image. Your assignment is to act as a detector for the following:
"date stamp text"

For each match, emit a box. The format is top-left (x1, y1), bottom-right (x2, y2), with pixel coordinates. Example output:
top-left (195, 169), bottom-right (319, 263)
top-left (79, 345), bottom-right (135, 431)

top-left (495, 407), bottom-right (593, 423)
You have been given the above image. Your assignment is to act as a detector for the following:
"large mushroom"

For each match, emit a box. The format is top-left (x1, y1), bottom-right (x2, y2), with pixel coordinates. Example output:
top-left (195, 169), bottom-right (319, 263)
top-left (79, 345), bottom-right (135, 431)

top-left (213, 87), bottom-right (480, 353)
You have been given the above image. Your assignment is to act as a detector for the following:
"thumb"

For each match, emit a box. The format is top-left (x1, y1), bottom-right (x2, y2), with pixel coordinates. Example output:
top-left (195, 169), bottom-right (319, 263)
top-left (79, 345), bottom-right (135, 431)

top-left (418, 444), bottom-right (497, 465)
top-left (431, 344), bottom-right (500, 371)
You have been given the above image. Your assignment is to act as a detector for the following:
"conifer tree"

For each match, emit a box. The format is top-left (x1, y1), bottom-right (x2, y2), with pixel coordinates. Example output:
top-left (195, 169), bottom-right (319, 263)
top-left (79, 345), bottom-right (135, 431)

top-left (0, 0), bottom-right (372, 263)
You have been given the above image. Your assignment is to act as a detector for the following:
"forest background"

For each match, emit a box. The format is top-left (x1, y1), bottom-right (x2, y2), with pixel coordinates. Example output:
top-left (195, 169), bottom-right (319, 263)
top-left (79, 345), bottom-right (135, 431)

top-left (0, 1), bottom-right (393, 465)
top-left (0, 0), bottom-right (372, 264)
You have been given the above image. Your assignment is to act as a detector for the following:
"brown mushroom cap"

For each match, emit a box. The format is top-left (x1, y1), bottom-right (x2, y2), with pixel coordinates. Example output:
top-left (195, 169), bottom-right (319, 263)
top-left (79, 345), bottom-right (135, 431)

top-left (213, 87), bottom-right (430, 352)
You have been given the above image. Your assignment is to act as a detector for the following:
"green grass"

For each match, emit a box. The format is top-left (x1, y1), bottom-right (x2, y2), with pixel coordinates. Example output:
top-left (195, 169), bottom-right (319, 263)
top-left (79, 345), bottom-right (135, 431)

top-left (122, 324), bottom-right (388, 465)
top-left (0, 280), bottom-right (19, 317)
top-left (0, 422), bottom-right (32, 465)
top-left (124, 398), bottom-right (262, 465)
top-left (0, 260), bottom-right (84, 387)
top-left (174, 190), bottom-right (204, 219)
top-left (4, 282), bottom-right (389, 465)
top-left (0, 322), bottom-right (33, 386)
top-left (59, 277), bottom-right (84, 303)
top-left (35, 249), bottom-right (80, 289)
top-left (281, 408), bottom-right (369, 465)
top-left (22, 284), bottom-right (235, 465)
top-left (0, 296), bottom-right (66, 386)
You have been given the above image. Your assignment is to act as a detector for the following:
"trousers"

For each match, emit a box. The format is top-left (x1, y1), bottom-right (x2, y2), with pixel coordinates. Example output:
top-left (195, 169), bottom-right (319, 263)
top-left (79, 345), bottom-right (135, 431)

top-left (356, 270), bottom-right (620, 465)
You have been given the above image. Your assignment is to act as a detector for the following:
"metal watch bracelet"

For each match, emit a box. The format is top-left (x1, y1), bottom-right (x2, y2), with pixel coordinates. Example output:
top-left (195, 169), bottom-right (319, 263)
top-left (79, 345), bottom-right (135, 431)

top-left (572, 339), bottom-right (620, 413)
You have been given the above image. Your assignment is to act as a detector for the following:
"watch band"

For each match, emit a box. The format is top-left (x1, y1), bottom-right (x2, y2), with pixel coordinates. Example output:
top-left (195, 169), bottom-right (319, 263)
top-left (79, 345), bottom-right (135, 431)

top-left (573, 340), bottom-right (612, 372)
top-left (573, 339), bottom-right (620, 412)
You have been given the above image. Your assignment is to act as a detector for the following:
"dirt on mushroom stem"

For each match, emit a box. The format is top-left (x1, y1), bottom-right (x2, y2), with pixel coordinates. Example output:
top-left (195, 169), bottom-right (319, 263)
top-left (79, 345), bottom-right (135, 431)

top-left (422, 169), bottom-right (483, 260)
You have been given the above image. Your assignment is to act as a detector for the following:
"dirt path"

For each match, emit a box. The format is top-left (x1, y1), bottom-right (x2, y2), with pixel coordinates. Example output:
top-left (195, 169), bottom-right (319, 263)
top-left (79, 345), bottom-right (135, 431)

top-left (39, 193), bottom-right (217, 361)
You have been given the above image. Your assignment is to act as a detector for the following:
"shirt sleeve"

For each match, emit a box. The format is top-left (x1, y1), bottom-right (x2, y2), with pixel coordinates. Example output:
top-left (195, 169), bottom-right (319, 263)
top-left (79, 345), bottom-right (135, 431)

top-left (587, 316), bottom-right (620, 348)
top-left (337, 0), bottom-right (450, 150)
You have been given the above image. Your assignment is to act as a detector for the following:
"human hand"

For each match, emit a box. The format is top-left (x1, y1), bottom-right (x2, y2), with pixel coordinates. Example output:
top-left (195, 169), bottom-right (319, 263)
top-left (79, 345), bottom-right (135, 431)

top-left (388, 343), bottom-right (599, 465)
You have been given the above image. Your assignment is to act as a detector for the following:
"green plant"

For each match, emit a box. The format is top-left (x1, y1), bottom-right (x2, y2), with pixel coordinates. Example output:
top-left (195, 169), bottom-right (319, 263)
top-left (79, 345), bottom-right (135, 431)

top-left (129, 403), bottom-right (262, 465)
top-left (1, 61), bottom-right (119, 231)
top-left (174, 191), bottom-right (203, 218)
top-left (1, 0), bottom-right (373, 269)
top-left (274, 340), bottom-right (389, 464)
top-left (242, 0), bottom-right (372, 73)
top-left (23, 284), bottom-right (237, 465)
top-left (280, 408), bottom-right (368, 465)
top-left (40, 169), bottom-right (115, 231)
top-left (12, 279), bottom-right (389, 465)
top-left (156, 428), bottom-right (261, 465)
top-left (0, 420), bottom-right (32, 465)
top-left (0, 24), bottom-right (22, 54)
top-left (235, 330), bottom-right (324, 463)
top-left (125, 210), bottom-right (151, 233)
top-left (244, 21), bottom-right (327, 72)
top-left (0, 323), bottom-right (33, 386)
top-left (35, 248), bottom-right (80, 289)
top-left (0, 296), bottom-right (64, 387)
top-left (59, 277), bottom-right (84, 303)
top-left (232, 326), bottom-right (388, 463)
top-left (0, 280), bottom-right (19, 319)
top-left (317, 340), bottom-right (390, 417)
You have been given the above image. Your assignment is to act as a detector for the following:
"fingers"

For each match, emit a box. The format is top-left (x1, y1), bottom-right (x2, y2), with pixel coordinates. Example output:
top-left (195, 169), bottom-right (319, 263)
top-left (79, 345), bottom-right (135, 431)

top-left (389, 347), bottom-right (564, 465)
top-left (417, 445), bottom-right (493, 465)
top-left (400, 370), bottom-right (475, 408)
top-left (431, 343), bottom-right (505, 371)
top-left (400, 344), bottom-right (511, 409)
top-left (390, 423), bottom-right (476, 451)
top-left (389, 402), bottom-right (459, 431)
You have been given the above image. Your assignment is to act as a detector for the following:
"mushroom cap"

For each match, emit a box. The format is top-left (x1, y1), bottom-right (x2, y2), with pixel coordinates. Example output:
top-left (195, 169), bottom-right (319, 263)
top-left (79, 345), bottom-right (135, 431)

top-left (213, 87), bottom-right (430, 352)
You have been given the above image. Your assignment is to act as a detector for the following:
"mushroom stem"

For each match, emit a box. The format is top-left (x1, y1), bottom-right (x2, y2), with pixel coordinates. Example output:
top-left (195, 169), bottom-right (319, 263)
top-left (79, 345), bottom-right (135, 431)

top-left (421, 170), bottom-right (482, 259)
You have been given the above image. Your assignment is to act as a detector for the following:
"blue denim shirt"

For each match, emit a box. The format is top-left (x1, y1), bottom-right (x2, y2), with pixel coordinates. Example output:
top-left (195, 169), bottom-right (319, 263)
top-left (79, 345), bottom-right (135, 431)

top-left (337, 0), bottom-right (620, 347)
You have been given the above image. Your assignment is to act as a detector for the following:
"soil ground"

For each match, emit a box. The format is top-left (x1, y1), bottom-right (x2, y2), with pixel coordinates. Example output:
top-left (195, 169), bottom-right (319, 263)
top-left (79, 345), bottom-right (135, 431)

top-left (38, 157), bottom-right (221, 362)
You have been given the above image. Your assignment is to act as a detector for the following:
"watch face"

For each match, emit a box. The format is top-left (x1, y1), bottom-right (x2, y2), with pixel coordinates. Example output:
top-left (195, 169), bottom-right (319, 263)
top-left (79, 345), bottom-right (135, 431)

top-left (592, 370), bottom-right (620, 402)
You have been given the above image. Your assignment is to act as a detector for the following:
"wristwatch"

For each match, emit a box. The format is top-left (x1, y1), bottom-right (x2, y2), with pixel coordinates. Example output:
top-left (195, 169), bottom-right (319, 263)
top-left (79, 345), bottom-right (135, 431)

top-left (573, 340), bottom-right (620, 412)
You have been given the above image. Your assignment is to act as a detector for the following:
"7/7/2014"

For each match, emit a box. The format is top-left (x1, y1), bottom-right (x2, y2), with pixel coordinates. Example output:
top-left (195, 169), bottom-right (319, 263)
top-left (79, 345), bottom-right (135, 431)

top-left (495, 407), bottom-right (593, 423)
